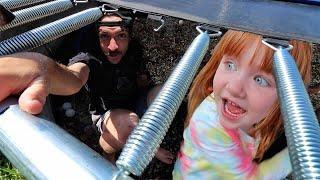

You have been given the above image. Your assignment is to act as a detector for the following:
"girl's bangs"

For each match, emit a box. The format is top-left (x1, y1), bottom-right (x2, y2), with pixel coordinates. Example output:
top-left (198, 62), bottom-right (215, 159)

top-left (222, 30), bottom-right (274, 73)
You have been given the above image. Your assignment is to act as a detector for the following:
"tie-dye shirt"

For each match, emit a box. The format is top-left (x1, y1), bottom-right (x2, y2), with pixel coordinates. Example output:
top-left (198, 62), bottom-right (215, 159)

top-left (173, 93), bottom-right (291, 179)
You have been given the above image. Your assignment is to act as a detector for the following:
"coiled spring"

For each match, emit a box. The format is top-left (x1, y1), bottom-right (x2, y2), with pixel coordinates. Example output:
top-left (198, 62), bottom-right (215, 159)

top-left (0, 0), bottom-right (74, 32)
top-left (273, 49), bottom-right (320, 179)
top-left (0, 7), bottom-right (103, 56)
top-left (116, 32), bottom-right (210, 176)
top-left (0, 0), bottom-right (47, 10)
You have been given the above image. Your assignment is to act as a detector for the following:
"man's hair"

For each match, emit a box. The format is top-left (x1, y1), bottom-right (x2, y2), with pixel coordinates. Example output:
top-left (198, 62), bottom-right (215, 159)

top-left (98, 8), bottom-right (135, 33)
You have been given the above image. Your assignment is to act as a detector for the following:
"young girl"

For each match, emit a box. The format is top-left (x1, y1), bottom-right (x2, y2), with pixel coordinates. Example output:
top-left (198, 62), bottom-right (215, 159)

top-left (173, 30), bottom-right (311, 179)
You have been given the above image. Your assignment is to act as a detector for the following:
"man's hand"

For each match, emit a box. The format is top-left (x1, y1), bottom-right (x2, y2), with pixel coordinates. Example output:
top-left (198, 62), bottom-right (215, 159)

top-left (0, 52), bottom-right (52, 114)
top-left (0, 52), bottom-right (89, 114)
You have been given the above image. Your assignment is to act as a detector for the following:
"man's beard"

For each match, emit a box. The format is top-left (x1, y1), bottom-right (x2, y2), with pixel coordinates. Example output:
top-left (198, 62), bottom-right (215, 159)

top-left (104, 51), bottom-right (121, 57)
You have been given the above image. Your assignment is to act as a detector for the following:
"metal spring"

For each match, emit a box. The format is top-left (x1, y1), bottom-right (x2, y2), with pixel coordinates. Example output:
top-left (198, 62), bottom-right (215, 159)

top-left (116, 32), bottom-right (210, 176)
top-left (0, 0), bottom-right (74, 32)
top-left (0, 7), bottom-right (103, 56)
top-left (273, 49), bottom-right (320, 179)
top-left (0, 0), bottom-right (47, 10)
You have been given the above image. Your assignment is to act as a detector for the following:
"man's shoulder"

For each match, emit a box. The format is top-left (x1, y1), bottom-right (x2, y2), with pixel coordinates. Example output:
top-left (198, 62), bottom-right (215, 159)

top-left (70, 52), bottom-right (91, 63)
top-left (123, 39), bottom-right (144, 65)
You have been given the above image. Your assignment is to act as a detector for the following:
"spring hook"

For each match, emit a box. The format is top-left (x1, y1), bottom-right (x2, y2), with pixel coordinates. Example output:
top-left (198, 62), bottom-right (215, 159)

top-left (148, 14), bottom-right (165, 32)
top-left (262, 38), bottom-right (293, 51)
top-left (196, 25), bottom-right (222, 37)
top-left (101, 4), bottom-right (119, 15)
top-left (73, 0), bottom-right (88, 6)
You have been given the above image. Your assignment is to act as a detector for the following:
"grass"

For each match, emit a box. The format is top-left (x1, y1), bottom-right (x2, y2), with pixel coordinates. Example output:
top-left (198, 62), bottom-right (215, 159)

top-left (0, 154), bottom-right (23, 180)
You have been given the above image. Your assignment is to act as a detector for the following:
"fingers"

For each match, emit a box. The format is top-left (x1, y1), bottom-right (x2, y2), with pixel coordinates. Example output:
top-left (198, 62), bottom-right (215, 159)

top-left (155, 148), bottom-right (174, 164)
top-left (0, 86), bottom-right (13, 103)
top-left (18, 76), bottom-right (49, 114)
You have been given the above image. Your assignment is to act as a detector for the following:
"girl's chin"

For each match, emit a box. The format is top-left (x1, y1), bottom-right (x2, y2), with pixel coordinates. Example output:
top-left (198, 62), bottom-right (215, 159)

top-left (219, 119), bottom-right (238, 130)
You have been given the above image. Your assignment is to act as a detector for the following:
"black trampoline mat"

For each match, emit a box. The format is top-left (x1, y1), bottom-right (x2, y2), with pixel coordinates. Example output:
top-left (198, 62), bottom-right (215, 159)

top-left (99, 0), bottom-right (320, 43)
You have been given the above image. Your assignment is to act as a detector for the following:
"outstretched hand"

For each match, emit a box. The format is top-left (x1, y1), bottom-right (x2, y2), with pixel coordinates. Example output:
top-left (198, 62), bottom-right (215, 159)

top-left (0, 52), bottom-right (52, 114)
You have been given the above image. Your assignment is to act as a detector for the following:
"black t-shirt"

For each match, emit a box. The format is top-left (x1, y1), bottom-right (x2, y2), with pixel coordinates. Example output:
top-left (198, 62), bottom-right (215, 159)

top-left (69, 40), bottom-right (149, 115)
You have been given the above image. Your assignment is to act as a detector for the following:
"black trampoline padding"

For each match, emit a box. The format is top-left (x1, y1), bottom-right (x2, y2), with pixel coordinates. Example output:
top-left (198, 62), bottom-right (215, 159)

top-left (98, 0), bottom-right (320, 43)
top-left (277, 0), bottom-right (320, 6)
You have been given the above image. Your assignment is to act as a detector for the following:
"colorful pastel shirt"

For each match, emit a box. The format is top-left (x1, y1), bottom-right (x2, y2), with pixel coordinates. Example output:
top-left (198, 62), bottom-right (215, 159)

top-left (173, 93), bottom-right (291, 179)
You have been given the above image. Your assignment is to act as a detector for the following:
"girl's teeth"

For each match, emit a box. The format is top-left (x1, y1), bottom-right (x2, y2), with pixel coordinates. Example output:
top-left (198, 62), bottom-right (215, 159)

top-left (225, 103), bottom-right (238, 117)
top-left (225, 100), bottom-right (246, 115)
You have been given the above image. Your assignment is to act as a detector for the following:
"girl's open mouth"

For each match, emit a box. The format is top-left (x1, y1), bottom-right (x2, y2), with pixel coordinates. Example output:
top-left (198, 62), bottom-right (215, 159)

top-left (222, 98), bottom-right (246, 120)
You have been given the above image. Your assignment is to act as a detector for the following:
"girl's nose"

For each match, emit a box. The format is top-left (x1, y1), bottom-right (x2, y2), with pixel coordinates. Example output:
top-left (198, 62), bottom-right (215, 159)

top-left (226, 77), bottom-right (246, 98)
top-left (107, 38), bottom-right (118, 51)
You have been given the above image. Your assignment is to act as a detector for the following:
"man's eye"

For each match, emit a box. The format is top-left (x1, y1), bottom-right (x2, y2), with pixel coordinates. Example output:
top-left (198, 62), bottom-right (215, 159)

top-left (117, 33), bottom-right (128, 39)
top-left (99, 34), bottom-right (110, 40)
top-left (226, 62), bottom-right (236, 71)
top-left (254, 76), bottom-right (269, 87)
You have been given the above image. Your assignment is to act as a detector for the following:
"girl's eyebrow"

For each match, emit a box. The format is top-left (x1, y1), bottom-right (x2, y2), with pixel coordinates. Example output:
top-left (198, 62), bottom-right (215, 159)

top-left (259, 71), bottom-right (275, 81)
top-left (260, 70), bottom-right (273, 77)
top-left (224, 54), bottom-right (238, 60)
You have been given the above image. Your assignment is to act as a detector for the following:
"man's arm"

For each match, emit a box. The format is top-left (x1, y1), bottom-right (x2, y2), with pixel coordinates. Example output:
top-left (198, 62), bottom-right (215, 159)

top-left (0, 52), bottom-right (89, 114)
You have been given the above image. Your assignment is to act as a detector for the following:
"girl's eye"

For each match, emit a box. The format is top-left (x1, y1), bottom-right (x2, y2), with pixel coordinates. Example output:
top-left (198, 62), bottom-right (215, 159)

top-left (254, 76), bottom-right (269, 87)
top-left (226, 61), bottom-right (236, 71)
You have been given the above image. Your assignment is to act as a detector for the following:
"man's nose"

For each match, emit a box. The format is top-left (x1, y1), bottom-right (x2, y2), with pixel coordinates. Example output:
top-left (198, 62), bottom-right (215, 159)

top-left (107, 38), bottom-right (118, 51)
top-left (226, 77), bottom-right (246, 98)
